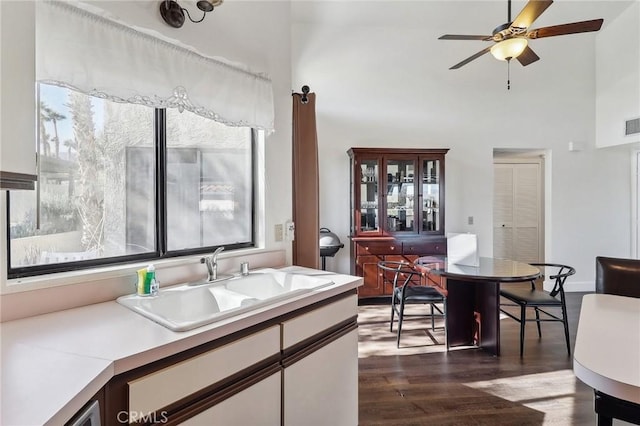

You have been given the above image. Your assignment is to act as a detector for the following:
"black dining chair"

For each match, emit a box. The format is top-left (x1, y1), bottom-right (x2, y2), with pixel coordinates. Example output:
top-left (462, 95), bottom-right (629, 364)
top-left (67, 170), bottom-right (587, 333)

top-left (499, 263), bottom-right (575, 357)
top-left (378, 260), bottom-right (446, 348)
top-left (595, 256), bottom-right (640, 298)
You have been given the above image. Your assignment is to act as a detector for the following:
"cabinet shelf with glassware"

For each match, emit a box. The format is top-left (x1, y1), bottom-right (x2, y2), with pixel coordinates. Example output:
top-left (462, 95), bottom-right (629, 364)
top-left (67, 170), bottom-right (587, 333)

top-left (347, 147), bottom-right (449, 299)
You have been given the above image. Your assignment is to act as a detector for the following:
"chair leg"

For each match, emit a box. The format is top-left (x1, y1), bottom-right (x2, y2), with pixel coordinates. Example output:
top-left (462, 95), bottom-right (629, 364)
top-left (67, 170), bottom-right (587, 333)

top-left (444, 301), bottom-right (449, 352)
top-left (397, 299), bottom-right (406, 348)
top-left (562, 302), bottom-right (571, 356)
top-left (535, 308), bottom-right (542, 338)
top-left (430, 304), bottom-right (435, 331)
top-left (390, 296), bottom-right (396, 332)
top-left (519, 305), bottom-right (526, 357)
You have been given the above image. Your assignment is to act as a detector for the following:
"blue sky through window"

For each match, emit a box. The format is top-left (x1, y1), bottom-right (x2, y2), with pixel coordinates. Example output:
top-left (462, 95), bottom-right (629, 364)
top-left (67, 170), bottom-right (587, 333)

top-left (40, 84), bottom-right (105, 155)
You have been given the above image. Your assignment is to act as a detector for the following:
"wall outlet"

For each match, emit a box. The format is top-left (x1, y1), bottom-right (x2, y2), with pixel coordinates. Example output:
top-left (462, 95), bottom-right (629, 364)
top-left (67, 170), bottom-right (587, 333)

top-left (468, 216), bottom-right (474, 225)
top-left (285, 221), bottom-right (295, 241)
top-left (275, 224), bottom-right (284, 242)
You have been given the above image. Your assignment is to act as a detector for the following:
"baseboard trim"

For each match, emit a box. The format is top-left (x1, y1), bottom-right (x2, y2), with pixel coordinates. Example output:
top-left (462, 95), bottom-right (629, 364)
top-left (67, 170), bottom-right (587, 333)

top-left (564, 281), bottom-right (594, 292)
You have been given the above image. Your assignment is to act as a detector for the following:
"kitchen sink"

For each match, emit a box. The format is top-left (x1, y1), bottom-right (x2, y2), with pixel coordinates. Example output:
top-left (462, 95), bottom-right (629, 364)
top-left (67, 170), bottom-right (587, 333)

top-left (117, 269), bottom-right (334, 331)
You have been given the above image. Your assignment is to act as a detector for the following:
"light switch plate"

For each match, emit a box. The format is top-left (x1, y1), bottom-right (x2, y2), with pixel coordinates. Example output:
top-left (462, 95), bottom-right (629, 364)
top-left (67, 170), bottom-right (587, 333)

top-left (285, 221), bottom-right (295, 241)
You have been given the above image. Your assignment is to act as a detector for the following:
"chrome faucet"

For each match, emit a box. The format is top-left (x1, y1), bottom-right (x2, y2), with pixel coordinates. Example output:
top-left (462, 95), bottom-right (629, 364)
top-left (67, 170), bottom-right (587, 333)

top-left (201, 247), bottom-right (224, 282)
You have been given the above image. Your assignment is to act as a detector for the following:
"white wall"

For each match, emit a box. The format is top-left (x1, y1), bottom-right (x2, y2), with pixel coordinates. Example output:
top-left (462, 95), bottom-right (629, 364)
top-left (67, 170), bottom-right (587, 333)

top-left (596, 0), bottom-right (640, 148)
top-left (292, 1), bottom-right (638, 290)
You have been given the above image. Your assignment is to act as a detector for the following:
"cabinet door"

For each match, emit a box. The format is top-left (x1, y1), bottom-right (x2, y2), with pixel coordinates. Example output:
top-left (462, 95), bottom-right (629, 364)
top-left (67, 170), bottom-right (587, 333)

top-left (384, 157), bottom-right (418, 234)
top-left (353, 156), bottom-right (381, 235)
top-left (419, 157), bottom-right (443, 233)
top-left (355, 254), bottom-right (383, 296)
top-left (0, 0), bottom-right (37, 189)
top-left (179, 371), bottom-right (281, 426)
top-left (283, 329), bottom-right (358, 426)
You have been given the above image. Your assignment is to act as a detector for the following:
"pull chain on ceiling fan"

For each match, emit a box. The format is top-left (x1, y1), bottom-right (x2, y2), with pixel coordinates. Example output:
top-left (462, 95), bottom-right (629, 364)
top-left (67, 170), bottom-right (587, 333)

top-left (439, 0), bottom-right (604, 72)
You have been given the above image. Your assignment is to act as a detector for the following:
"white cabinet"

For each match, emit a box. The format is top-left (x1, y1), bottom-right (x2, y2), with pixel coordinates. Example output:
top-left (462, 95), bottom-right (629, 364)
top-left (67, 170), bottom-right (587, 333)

top-left (0, 0), bottom-right (37, 190)
top-left (106, 292), bottom-right (360, 425)
top-left (283, 329), bottom-right (359, 426)
top-left (282, 294), bottom-right (359, 426)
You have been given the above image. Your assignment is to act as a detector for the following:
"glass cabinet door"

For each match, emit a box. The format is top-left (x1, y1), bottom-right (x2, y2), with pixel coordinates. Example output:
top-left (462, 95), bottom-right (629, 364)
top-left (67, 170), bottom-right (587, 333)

top-left (421, 158), bottom-right (441, 232)
top-left (359, 159), bottom-right (379, 232)
top-left (385, 158), bottom-right (417, 232)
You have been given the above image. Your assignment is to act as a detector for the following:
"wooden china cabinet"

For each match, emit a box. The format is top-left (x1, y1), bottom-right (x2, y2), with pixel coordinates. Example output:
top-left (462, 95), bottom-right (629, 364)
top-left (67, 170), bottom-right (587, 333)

top-left (347, 147), bottom-right (449, 300)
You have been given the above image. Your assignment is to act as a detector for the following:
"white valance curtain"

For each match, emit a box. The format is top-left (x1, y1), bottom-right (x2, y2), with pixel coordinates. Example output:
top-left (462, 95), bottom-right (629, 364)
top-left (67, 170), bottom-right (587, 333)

top-left (36, 1), bottom-right (274, 131)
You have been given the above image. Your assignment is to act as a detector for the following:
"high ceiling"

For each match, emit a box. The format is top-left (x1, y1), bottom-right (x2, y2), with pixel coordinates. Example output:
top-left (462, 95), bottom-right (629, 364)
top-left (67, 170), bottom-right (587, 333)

top-left (292, 1), bottom-right (634, 32)
top-left (291, 1), bottom-right (635, 82)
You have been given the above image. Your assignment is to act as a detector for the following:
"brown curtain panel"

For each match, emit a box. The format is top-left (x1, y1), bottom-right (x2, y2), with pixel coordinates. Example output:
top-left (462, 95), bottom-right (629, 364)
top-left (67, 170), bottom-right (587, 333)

top-left (292, 91), bottom-right (320, 269)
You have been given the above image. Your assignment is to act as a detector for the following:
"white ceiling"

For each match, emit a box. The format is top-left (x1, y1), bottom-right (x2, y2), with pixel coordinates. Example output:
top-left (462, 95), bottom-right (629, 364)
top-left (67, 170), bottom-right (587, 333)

top-left (291, 0), bottom-right (634, 76)
top-left (291, 1), bottom-right (634, 32)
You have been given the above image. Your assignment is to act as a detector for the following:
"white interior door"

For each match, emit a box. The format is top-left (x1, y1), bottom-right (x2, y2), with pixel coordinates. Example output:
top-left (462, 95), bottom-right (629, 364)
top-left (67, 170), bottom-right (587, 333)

top-left (494, 161), bottom-right (543, 263)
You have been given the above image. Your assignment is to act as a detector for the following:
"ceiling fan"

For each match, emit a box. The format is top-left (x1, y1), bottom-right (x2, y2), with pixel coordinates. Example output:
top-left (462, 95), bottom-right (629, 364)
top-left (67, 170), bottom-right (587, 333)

top-left (440, 0), bottom-right (604, 70)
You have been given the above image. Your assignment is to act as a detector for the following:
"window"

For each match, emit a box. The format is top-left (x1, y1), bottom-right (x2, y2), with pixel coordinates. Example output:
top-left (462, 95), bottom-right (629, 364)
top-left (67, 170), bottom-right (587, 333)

top-left (7, 84), bottom-right (256, 278)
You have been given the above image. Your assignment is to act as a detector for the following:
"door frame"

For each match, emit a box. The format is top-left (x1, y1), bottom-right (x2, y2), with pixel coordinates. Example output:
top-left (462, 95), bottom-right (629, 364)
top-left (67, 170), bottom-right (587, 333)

top-left (633, 150), bottom-right (640, 258)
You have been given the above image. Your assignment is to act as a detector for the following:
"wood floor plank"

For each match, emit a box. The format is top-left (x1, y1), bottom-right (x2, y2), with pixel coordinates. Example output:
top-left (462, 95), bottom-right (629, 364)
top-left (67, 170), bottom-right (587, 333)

top-left (358, 291), bottom-right (596, 425)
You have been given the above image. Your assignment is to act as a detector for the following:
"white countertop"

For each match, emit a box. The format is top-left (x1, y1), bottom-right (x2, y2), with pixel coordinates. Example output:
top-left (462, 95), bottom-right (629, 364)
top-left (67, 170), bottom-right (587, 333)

top-left (573, 293), bottom-right (640, 404)
top-left (0, 267), bottom-right (361, 426)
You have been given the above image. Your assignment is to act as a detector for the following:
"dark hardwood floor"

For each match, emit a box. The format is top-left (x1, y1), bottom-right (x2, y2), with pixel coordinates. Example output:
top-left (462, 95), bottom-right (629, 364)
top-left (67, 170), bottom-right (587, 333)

top-left (358, 289), bottom-right (598, 425)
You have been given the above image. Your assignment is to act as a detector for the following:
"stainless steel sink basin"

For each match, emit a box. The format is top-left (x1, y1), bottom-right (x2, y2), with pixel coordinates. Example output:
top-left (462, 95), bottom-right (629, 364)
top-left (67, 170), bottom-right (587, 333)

top-left (117, 269), bottom-right (334, 331)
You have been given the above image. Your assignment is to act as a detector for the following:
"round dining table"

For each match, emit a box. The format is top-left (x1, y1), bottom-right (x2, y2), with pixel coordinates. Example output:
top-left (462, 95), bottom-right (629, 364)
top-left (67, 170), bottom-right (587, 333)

top-left (414, 256), bottom-right (541, 356)
top-left (573, 293), bottom-right (640, 425)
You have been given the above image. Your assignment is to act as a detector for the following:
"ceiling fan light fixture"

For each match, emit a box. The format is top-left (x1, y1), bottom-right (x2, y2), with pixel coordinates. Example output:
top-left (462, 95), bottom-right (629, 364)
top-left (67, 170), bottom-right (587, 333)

top-left (490, 38), bottom-right (528, 61)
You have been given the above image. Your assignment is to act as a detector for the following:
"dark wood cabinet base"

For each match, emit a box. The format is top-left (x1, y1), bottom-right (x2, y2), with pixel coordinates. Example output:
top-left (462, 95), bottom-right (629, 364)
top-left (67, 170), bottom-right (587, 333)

top-left (445, 278), bottom-right (501, 356)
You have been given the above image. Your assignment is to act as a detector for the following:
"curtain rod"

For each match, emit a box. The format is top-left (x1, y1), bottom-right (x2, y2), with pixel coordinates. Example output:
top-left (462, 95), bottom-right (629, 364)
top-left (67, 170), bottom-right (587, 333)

top-left (293, 85), bottom-right (310, 104)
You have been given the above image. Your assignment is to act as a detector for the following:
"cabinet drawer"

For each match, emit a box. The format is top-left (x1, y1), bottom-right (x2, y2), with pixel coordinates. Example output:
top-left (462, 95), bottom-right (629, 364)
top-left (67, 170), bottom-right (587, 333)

top-left (355, 240), bottom-right (402, 255)
top-left (128, 325), bottom-right (280, 415)
top-left (402, 239), bottom-right (446, 255)
top-left (179, 370), bottom-right (281, 426)
top-left (281, 294), bottom-right (358, 350)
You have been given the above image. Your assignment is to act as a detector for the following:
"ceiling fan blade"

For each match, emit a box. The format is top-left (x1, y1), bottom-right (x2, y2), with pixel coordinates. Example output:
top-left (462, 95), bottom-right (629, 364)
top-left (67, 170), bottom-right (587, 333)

top-left (511, 0), bottom-right (553, 29)
top-left (439, 34), bottom-right (493, 41)
top-left (516, 45), bottom-right (540, 66)
top-left (449, 46), bottom-right (493, 70)
top-left (526, 19), bottom-right (604, 39)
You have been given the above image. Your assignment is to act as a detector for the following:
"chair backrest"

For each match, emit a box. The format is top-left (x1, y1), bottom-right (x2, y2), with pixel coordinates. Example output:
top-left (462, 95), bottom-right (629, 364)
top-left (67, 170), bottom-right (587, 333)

top-left (378, 261), bottom-right (419, 290)
top-left (530, 263), bottom-right (576, 297)
top-left (595, 256), bottom-right (640, 298)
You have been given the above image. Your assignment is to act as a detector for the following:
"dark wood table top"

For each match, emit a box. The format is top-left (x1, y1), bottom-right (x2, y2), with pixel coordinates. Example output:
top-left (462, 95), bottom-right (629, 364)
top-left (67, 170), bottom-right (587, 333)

top-left (414, 256), bottom-right (541, 283)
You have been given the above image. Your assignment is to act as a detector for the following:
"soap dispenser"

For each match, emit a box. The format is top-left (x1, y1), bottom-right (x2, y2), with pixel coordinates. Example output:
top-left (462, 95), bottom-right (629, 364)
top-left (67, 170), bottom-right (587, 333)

top-left (146, 264), bottom-right (159, 296)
